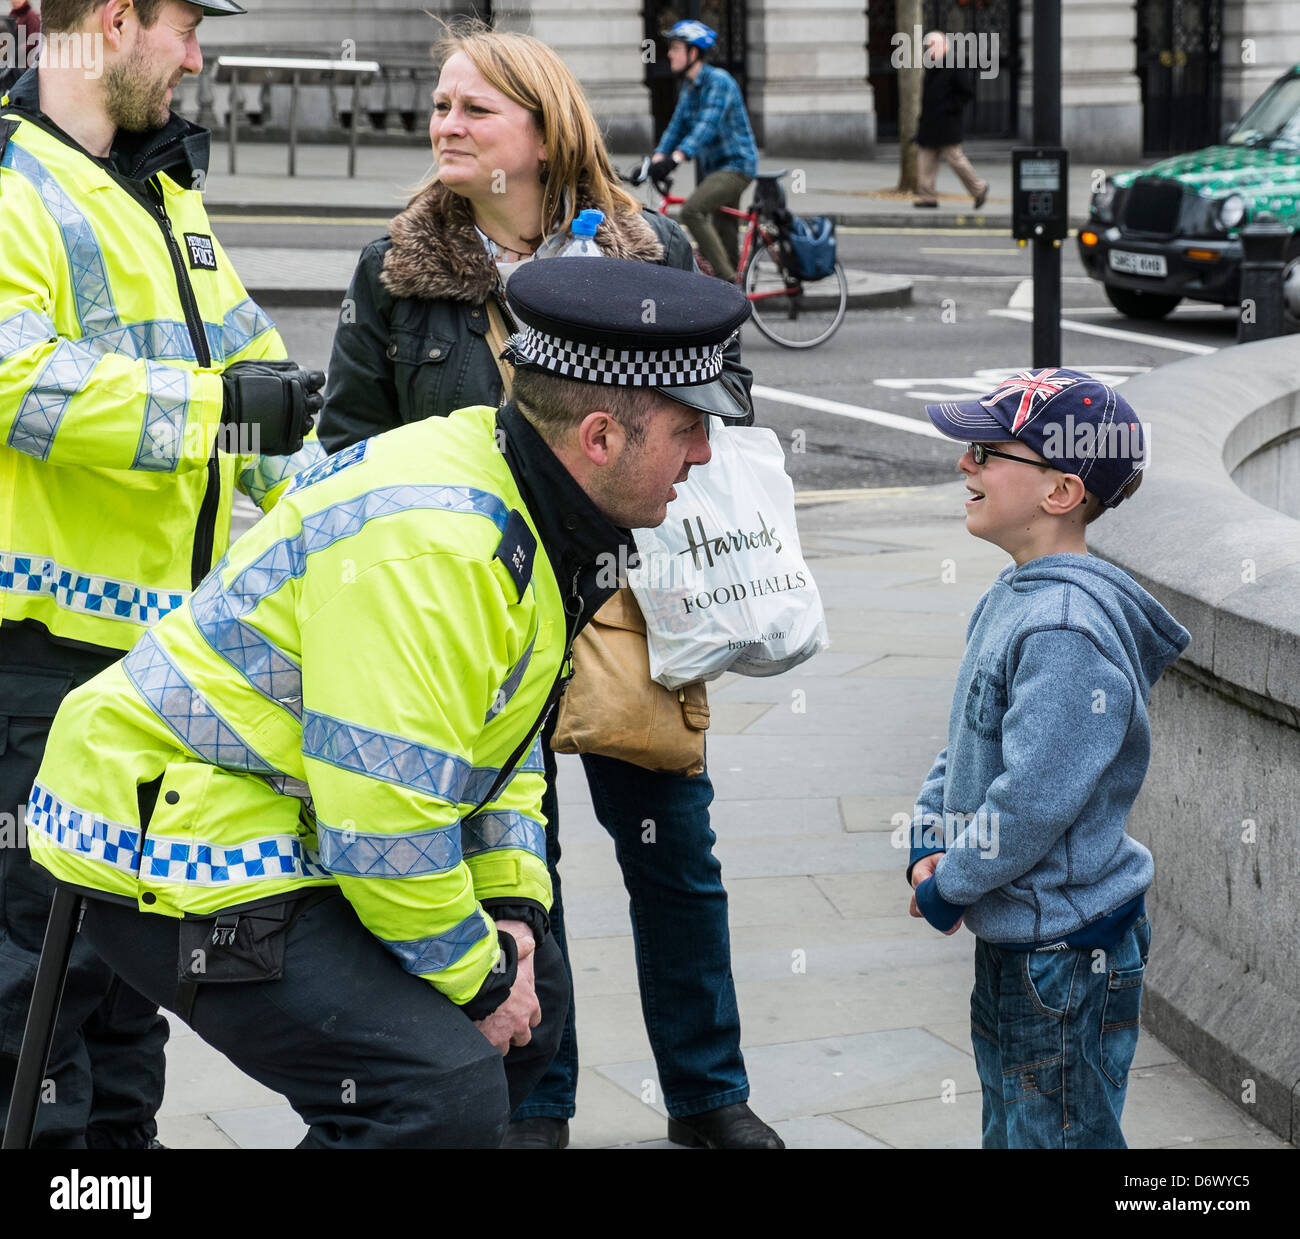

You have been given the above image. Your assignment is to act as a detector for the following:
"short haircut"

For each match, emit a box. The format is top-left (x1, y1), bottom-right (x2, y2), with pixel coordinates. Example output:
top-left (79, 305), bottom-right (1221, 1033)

top-left (511, 368), bottom-right (672, 447)
top-left (42, 0), bottom-right (167, 34)
top-left (1083, 470), bottom-right (1143, 524)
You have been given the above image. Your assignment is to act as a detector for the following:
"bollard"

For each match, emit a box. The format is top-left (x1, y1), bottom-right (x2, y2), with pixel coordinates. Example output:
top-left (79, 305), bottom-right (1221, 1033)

top-left (1237, 213), bottom-right (1292, 343)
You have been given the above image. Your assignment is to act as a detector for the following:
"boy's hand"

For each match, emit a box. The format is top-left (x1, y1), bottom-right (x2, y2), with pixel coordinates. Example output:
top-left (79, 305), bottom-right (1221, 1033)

top-left (909, 855), bottom-right (964, 933)
top-left (909, 853), bottom-right (942, 917)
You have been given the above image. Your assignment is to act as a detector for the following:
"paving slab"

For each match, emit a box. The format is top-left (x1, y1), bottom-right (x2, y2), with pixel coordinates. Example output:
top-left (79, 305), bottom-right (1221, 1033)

top-left (209, 1104), bottom-right (306, 1150)
top-left (1122, 1063), bottom-right (1287, 1150)
top-left (598, 1028), bottom-right (981, 1120)
top-left (840, 794), bottom-right (922, 833)
top-left (838, 1091), bottom-right (984, 1149)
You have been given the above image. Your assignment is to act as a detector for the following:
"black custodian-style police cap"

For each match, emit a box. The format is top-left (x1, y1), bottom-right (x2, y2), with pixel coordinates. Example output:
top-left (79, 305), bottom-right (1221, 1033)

top-left (503, 256), bottom-right (751, 419)
top-left (197, 0), bottom-right (247, 14)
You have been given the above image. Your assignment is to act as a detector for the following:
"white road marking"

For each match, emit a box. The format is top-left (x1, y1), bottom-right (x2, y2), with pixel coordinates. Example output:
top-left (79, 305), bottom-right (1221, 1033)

top-left (883, 273), bottom-right (1097, 283)
top-left (875, 366), bottom-right (1149, 403)
top-left (1056, 304), bottom-right (1235, 319)
top-left (1008, 279), bottom-right (1034, 309)
top-left (794, 485), bottom-right (931, 505)
top-left (988, 308), bottom-right (1220, 354)
top-left (752, 384), bottom-right (946, 438)
top-left (920, 246), bottom-right (1026, 255)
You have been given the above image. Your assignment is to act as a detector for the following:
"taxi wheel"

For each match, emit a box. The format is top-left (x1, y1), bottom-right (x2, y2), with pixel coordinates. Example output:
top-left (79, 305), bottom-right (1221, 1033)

top-left (1104, 285), bottom-right (1181, 320)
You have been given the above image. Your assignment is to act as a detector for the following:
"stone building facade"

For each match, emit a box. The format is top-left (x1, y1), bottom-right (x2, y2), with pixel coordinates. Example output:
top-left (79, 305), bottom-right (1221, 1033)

top-left (181, 2), bottom-right (1300, 163)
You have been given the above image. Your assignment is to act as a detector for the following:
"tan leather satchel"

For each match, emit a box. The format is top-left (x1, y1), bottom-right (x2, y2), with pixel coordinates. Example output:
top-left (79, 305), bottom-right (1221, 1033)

top-left (482, 287), bottom-right (707, 774)
top-left (552, 587), bottom-right (709, 776)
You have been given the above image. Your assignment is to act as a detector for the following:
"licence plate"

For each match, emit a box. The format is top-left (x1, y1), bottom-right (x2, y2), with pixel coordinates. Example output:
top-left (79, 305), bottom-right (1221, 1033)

top-left (1108, 249), bottom-right (1168, 277)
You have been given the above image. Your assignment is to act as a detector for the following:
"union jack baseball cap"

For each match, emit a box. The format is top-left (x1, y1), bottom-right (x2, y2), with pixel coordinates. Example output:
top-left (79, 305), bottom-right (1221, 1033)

top-left (925, 368), bottom-right (1147, 508)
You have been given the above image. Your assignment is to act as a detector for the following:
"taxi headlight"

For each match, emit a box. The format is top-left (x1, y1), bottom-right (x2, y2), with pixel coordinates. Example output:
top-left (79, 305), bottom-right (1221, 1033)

top-left (1218, 194), bottom-right (1246, 230)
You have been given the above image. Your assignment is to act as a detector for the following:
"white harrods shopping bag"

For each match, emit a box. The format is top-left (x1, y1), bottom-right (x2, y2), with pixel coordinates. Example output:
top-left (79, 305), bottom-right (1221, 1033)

top-left (628, 425), bottom-right (830, 690)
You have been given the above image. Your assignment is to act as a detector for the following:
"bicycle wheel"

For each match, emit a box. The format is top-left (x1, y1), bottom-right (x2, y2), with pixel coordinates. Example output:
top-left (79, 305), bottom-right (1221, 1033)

top-left (742, 243), bottom-right (848, 349)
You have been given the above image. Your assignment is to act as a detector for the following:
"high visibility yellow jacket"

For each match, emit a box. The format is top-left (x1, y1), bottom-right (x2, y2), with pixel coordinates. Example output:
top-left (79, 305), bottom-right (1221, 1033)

top-left (31, 406), bottom-right (566, 1006)
top-left (0, 77), bottom-right (323, 653)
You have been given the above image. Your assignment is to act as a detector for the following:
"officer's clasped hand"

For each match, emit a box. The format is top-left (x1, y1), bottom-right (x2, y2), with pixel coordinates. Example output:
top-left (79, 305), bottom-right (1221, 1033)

top-left (220, 359), bottom-right (326, 456)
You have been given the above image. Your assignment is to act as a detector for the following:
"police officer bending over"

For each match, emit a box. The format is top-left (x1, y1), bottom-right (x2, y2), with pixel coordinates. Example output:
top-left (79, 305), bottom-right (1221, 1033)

top-left (0, 0), bottom-right (324, 1148)
top-left (26, 258), bottom-right (751, 1149)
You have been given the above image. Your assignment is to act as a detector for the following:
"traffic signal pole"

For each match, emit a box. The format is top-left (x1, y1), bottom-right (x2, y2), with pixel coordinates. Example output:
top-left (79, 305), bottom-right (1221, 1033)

top-left (1032, 0), bottom-right (1062, 367)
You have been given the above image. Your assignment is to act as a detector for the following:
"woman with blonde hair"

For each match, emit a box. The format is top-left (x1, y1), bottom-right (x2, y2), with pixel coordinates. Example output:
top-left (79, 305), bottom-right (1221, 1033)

top-left (319, 24), bottom-right (780, 1149)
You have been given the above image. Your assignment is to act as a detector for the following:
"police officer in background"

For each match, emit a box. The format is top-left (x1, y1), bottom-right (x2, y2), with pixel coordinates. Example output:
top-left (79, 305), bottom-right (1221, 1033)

top-left (24, 258), bottom-right (751, 1149)
top-left (0, 0), bottom-right (324, 1147)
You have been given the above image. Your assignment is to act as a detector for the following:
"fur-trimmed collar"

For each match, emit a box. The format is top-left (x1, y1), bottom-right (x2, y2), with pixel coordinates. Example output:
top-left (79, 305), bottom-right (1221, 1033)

top-left (380, 181), bottom-right (665, 303)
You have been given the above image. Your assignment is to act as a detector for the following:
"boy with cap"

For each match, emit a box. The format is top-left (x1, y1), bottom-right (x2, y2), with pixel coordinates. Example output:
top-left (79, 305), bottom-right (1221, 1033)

top-left (905, 368), bottom-right (1190, 1149)
top-left (17, 258), bottom-right (751, 1149)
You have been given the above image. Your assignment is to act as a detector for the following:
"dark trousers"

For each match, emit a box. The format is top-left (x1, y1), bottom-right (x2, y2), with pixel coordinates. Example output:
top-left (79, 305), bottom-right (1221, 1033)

top-left (0, 630), bottom-right (168, 1149)
top-left (679, 169), bottom-right (752, 282)
top-left (513, 718), bottom-right (748, 1121)
top-left (81, 890), bottom-right (569, 1148)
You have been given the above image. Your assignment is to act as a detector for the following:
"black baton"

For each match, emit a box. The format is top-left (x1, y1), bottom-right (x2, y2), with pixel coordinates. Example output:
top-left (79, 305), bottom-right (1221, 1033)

top-left (2, 886), bottom-right (81, 1149)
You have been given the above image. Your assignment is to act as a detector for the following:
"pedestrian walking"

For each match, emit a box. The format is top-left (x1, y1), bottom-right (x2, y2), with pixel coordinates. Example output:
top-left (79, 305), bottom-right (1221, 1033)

top-left (649, 20), bottom-right (758, 282)
top-left (9, 0), bottom-right (38, 55)
top-left (0, 0), bottom-right (324, 1148)
top-left (906, 369), bottom-right (1190, 1148)
top-left (913, 30), bottom-right (988, 209)
top-left (318, 23), bottom-right (782, 1149)
top-left (27, 257), bottom-right (752, 1149)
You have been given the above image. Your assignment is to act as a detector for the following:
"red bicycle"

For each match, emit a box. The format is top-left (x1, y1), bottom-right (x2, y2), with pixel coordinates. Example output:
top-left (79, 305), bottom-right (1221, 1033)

top-left (623, 159), bottom-right (849, 349)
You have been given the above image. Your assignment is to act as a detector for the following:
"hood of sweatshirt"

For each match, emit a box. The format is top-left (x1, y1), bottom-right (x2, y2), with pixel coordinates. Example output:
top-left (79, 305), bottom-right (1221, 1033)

top-left (996, 552), bottom-right (1190, 698)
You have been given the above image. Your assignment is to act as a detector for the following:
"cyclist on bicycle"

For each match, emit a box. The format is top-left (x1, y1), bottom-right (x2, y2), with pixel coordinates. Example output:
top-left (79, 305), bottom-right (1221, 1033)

top-left (649, 20), bottom-right (757, 283)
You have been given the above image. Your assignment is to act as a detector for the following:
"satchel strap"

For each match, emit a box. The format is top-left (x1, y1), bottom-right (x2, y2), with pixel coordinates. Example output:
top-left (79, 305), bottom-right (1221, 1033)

top-left (485, 292), bottom-right (516, 403)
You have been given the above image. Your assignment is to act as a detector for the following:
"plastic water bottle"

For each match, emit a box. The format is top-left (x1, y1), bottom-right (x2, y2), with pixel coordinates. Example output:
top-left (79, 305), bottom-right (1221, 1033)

top-left (555, 209), bottom-right (604, 257)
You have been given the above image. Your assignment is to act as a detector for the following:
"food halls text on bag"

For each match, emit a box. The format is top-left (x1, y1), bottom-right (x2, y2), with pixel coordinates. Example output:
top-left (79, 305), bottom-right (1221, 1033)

top-left (629, 426), bottom-right (829, 690)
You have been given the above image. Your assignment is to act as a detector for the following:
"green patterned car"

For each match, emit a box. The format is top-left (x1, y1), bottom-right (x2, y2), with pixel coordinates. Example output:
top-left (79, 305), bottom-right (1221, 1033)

top-left (1079, 67), bottom-right (1300, 322)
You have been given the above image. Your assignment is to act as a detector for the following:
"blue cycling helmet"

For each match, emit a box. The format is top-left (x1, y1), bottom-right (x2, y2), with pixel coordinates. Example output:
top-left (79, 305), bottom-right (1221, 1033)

top-left (663, 20), bottom-right (717, 49)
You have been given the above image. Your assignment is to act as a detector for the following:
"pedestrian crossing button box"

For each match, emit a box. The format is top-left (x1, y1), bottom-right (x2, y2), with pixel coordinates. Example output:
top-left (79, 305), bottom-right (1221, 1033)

top-left (1011, 147), bottom-right (1069, 242)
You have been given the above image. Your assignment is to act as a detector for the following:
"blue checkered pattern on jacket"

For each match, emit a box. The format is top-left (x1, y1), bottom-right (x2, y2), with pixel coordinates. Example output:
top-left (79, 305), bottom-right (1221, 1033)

top-left (655, 64), bottom-right (758, 181)
top-left (0, 551), bottom-right (186, 626)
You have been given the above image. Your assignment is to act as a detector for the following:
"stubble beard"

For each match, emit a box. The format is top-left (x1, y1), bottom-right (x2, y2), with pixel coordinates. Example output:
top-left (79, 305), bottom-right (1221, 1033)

top-left (104, 45), bottom-right (173, 133)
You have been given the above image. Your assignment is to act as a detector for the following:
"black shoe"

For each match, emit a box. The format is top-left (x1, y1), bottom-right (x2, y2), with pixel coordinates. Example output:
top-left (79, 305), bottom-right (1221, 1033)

top-left (667, 1103), bottom-right (785, 1149)
top-left (500, 1117), bottom-right (569, 1149)
top-left (973, 185), bottom-right (988, 209)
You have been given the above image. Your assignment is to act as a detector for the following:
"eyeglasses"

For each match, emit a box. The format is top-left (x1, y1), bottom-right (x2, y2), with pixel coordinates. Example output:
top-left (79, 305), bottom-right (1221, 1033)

top-left (967, 443), bottom-right (1054, 469)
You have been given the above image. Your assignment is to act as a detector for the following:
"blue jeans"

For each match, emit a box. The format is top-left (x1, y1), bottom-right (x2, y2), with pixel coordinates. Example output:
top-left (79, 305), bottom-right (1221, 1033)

top-left (971, 916), bottom-right (1150, 1149)
top-left (513, 735), bottom-right (749, 1121)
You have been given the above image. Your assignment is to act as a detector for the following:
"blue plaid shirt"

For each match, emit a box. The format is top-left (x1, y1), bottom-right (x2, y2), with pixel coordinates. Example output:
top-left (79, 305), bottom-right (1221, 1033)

top-left (655, 64), bottom-right (758, 181)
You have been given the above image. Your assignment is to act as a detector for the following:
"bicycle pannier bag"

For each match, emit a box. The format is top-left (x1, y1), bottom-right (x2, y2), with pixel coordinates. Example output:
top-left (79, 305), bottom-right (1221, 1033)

top-left (784, 215), bottom-right (837, 281)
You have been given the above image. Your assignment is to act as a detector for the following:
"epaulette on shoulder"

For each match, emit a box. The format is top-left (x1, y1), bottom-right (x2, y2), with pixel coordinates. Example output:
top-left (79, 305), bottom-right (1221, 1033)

top-left (493, 509), bottom-right (537, 604)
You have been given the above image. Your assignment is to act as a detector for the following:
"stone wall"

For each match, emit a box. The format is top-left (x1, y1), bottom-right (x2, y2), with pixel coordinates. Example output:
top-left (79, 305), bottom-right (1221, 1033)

top-left (1090, 338), bottom-right (1300, 1144)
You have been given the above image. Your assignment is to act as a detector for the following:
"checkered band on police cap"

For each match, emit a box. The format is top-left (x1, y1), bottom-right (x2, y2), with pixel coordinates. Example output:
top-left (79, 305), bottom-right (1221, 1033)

top-left (504, 323), bottom-right (729, 388)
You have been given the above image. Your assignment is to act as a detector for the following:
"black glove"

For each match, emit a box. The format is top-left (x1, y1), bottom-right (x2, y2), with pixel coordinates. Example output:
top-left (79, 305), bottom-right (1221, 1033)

top-left (649, 153), bottom-right (677, 185)
top-left (220, 359), bottom-right (325, 456)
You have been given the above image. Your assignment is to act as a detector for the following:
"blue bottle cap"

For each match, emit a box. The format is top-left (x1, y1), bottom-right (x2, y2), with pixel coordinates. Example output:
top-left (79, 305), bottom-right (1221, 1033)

top-left (572, 209), bottom-right (604, 237)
